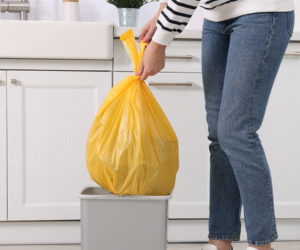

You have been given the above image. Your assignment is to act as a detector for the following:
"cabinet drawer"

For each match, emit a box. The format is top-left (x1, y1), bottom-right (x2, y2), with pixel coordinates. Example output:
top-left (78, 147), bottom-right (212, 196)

top-left (113, 71), bottom-right (203, 88)
top-left (113, 39), bottom-right (201, 73)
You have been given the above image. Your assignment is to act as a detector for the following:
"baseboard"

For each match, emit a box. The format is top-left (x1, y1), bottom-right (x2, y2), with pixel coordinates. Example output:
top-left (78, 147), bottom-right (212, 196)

top-left (0, 219), bottom-right (299, 245)
top-left (0, 221), bottom-right (80, 245)
top-left (167, 219), bottom-right (300, 242)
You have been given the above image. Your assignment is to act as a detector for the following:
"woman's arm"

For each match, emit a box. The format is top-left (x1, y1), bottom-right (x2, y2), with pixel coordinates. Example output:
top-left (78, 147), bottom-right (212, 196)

top-left (152, 0), bottom-right (199, 46)
top-left (138, 2), bottom-right (167, 43)
top-left (136, 0), bottom-right (199, 80)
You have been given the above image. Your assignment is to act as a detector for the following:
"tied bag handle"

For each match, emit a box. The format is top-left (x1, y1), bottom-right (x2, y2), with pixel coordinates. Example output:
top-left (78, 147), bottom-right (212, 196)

top-left (120, 29), bottom-right (149, 75)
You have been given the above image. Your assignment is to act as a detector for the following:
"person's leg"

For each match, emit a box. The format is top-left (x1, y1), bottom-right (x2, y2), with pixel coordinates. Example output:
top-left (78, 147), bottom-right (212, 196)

top-left (202, 18), bottom-right (242, 250)
top-left (217, 11), bottom-right (295, 249)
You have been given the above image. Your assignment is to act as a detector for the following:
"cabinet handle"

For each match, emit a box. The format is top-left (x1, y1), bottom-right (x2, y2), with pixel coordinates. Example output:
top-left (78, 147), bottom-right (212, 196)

top-left (149, 82), bottom-right (192, 87)
top-left (165, 55), bottom-right (193, 59)
top-left (11, 79), bottom-right (17, 84)
top-left (285, 51), bottom-right (300, 56)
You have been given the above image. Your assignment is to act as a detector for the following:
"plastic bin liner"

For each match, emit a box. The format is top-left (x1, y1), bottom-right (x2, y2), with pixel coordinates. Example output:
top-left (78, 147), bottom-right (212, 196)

top-left (85, 29), bottom-right (179, 195)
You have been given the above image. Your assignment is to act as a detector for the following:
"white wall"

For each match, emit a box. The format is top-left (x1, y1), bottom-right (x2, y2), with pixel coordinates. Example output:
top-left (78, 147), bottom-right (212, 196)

top-left (0, 0), bottom-right (204, 30)
top-left (0, 0), bottom-right (298, 33)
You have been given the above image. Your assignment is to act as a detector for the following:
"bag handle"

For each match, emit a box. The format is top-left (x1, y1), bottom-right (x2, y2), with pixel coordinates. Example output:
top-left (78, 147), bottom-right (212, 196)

top-left (120, 29), bottom-right (148, 75)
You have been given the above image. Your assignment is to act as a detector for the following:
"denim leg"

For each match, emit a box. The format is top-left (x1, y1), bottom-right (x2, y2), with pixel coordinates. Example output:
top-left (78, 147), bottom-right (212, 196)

top-left (202, 18), bottom-right (242, 241)
top-left (217, 12), bottom-right (294, 246)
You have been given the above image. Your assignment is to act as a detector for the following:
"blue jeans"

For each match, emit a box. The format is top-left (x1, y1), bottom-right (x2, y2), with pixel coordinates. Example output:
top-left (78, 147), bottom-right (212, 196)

top-left (201, 11), bottom-right (295, 246)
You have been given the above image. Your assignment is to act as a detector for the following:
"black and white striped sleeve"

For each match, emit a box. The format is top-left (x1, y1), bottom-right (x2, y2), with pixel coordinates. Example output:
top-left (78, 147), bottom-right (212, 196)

top-left (152, 0), bottom-right (199, 46)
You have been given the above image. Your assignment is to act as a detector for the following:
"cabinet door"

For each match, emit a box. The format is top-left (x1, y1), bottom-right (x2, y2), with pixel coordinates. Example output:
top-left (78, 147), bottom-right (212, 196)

top-left (113, 72), bottom-right (210, 218)
top-left (258, 43), bottom-right (300, 218)
top-left (7, 71), bottom-right (112, 220)
top-left (0, 71), bottom-right (7, 221)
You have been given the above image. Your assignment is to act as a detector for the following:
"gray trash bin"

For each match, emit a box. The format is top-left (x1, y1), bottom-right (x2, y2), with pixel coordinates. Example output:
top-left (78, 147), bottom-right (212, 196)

top-left (77, 186), bottom-right (173, 250)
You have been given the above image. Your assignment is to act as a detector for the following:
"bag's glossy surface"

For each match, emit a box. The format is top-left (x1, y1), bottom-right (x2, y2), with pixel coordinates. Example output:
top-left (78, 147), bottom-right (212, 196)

top-left (86, 29), bottom-right (179, 195)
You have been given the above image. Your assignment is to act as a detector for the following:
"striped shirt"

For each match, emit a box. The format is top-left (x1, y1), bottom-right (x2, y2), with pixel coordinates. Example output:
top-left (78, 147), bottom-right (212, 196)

top-left (152, 0), bottom-right (295, 46)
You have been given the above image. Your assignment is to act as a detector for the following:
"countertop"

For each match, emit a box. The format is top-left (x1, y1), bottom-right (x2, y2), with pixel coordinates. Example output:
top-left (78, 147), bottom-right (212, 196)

top-left (114, 27), bottom-right (300, 42)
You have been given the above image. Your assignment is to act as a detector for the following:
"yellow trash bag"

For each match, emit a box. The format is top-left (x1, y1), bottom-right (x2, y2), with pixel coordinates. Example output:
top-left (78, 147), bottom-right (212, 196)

top-left (86, 29), bottom-right (179, 196)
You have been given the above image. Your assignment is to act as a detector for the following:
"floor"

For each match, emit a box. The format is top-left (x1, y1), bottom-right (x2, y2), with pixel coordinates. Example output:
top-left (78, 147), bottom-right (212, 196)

top-left (0, 242), bottom-right (299, 250)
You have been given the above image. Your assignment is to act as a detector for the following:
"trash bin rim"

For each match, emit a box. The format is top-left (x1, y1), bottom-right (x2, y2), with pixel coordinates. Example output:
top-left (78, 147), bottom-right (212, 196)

top-left (77, 186), bottom-right (173, 200)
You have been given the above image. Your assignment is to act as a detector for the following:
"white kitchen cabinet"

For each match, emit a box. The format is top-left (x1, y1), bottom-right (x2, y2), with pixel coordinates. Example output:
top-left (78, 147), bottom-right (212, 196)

top-left (0, 25), bottom-right (299, 243)
top-left (0, 71), bottom-right (7, 221)
top-left (258, 42), bottom-right (300, 218)
top-left (113, 72), bottom-right (210, 218)
top-left (7, 70), bottom-right (112, 220)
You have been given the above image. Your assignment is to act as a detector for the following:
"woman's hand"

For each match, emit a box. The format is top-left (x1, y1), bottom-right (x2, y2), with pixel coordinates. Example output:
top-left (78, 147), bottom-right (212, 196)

top-left (136, 3), bottom-right (167, 80)
top-left (139, 16), bottom-right (158, 44)
top-left (138, 3), bottom-right (167, 43)
top-left (135, 41), bottom-right (166, 80)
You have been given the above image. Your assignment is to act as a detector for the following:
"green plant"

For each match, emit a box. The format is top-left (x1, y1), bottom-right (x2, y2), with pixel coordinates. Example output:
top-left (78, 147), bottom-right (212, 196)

top-left (106, 0), bottom-right (160, 9)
